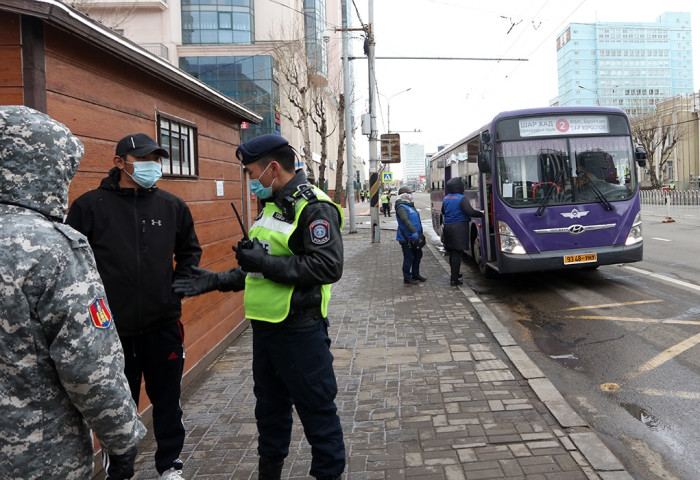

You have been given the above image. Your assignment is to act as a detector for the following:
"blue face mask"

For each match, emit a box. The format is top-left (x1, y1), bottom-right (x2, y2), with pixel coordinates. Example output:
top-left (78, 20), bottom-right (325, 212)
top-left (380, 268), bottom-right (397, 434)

top-left (249, 163), bottom-right (275, 199)
top-left (125, 160), bottom-right (162, 188)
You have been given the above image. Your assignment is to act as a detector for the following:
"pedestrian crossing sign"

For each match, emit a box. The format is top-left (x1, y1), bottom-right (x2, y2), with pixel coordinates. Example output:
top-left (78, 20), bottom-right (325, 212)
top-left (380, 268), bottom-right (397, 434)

top-left (382, 172), bottom-right (393, 183)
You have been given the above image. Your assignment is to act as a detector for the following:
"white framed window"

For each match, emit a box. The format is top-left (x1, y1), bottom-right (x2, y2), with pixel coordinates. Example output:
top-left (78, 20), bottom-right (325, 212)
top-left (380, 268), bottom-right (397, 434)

top-left (157, 112), bottom-right (198, 177)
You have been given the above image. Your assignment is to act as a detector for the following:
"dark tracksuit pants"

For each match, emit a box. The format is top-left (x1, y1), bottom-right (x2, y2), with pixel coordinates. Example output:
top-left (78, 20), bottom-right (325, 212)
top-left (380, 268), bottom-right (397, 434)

top-left (448, 249), bottom-right (462, 281)
top-left (252, 317), bottom-right (345, 480)
top-left (400, 242), bottom-right (423, 281)
top-left (121, 321), bottom-right (186, 475)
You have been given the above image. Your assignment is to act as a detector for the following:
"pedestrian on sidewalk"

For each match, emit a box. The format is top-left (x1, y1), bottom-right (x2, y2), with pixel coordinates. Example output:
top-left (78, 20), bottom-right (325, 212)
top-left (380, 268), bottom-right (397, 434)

top-left (172, 134), bottom-right (346, 480)
top-left (395, 186), bottom-right (427, 284)
top-left (441, 177), bottom-right (484, 286)
top-left (67, 133), bottom-right (202, 480)
top-left (0, 106), bottom-right (146, 480)
top-left (381, 190), bottom-right (391, 216)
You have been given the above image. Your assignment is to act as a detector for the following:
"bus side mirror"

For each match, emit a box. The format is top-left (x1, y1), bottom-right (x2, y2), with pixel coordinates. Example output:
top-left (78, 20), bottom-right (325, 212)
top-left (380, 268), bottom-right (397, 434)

top-left (635, 146), bottom-right (647, 168)
top-left (478, 151), bottom-right (491, 173)
top-left (480, 130), bottom-right (491, 147)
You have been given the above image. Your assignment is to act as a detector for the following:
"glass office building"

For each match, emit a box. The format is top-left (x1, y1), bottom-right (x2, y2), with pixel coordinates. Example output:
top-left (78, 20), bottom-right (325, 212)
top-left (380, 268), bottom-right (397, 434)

top-left (180, 55), bottom-right (279, 141)
top-left (557, 12), bottom-right (693, 116)
top-left (181, 0), bottom-right (254, 45)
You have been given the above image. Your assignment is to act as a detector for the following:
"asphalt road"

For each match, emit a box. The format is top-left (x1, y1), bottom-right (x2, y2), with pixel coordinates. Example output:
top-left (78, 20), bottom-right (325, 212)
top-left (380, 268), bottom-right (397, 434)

top-left (413, 192), bottom-right (700, 479)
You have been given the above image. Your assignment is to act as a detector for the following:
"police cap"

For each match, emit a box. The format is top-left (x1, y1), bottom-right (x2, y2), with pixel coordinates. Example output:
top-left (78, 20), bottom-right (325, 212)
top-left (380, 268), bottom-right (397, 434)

top-left (236, 134), bottom-right (289, 165)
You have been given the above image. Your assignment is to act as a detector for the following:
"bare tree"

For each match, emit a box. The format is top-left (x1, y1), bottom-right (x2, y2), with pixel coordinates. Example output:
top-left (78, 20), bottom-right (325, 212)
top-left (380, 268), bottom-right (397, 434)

top-left (310, 87), bottom-right (340, 191)
top-left (274, 39), bottom-right (315, 182)
top-left (631, 111), bottom-right (684, 188)
top-left (333, 93), bottom-right (346, 204)
top-left (66, 1), bottom-right (135, 30)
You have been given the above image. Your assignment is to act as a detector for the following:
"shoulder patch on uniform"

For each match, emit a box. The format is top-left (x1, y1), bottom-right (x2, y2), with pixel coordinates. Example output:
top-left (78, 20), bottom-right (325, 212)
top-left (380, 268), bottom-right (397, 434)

top-left (53, 222), bottom-right (90, 249)
top-left (309, 219), bottom-right (331, 245)
top-left (88, 297), bottom-right (113, 329)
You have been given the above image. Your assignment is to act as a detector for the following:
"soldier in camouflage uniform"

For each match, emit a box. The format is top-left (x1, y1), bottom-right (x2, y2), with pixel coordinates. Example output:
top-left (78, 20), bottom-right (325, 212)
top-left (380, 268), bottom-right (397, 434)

top-left (0, 106), bottom-right (146, 480)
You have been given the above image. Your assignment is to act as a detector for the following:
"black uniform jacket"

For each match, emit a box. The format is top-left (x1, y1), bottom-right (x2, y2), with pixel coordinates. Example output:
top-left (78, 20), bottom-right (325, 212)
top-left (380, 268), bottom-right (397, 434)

top-left (257, 171), bottom-right (344, 316)
top-left (66, 168), bottom-right (202, 336)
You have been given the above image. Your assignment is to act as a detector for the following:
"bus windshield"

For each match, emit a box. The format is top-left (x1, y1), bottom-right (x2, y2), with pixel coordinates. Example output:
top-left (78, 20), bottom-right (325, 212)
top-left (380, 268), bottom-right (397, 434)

top-left (496, 136), bottom-right (636, 207)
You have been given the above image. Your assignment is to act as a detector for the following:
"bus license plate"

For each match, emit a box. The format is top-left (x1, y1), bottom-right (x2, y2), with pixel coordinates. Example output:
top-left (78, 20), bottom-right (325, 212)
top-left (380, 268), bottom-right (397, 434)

top-left (564, 253), bottom-right (597, 265)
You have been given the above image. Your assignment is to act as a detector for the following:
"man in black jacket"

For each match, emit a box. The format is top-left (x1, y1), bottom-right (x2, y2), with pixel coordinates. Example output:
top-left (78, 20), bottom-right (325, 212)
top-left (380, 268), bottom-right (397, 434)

top-left (67, 133), bottom-right (202, 480)
top-left (173, 134), bottom-right (345, 480)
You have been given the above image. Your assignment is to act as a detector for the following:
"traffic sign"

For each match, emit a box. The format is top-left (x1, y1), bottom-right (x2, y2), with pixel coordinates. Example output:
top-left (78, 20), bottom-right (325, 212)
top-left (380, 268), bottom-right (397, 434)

top-left (382, 172), bottom-right (393, 183)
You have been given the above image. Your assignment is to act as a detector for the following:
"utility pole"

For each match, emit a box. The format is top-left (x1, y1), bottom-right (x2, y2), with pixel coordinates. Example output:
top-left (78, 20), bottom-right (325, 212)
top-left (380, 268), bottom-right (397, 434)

top-left (368, 0), bottom-right (380, 242)
top-left (341, 0), bottom-right (356, 233)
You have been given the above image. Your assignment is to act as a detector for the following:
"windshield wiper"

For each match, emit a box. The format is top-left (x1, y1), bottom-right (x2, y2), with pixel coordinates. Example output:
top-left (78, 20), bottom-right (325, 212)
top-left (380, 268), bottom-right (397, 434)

top-left (577, 172), bottom-right (613, 211)
top-left (535, 170), bottom-right (564, 216)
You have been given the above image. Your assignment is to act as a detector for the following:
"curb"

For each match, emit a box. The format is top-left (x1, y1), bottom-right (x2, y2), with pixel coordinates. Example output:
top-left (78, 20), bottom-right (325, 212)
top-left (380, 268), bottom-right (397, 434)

top-left (422, 230), bottom-right (633, 479)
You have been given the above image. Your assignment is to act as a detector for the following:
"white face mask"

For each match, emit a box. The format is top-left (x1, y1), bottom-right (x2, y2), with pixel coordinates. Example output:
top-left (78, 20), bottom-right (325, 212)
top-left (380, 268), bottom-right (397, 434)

top-left (124, 160), bottom-right (162, 188)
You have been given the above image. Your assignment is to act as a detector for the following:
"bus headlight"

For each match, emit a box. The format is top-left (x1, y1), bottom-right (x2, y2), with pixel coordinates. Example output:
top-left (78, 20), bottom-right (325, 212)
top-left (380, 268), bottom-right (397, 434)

top-left (498, 220), bottom-right (526, 254)
top-left (625, 211), bottom-right (643, 246)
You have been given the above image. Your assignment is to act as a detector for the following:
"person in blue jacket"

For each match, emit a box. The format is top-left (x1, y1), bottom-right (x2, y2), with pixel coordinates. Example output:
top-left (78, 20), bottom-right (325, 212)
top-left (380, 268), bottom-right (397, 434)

top-left (395, 186), bottom-right (426, 285)
top-left (441, 177), bottom-right (484, 286)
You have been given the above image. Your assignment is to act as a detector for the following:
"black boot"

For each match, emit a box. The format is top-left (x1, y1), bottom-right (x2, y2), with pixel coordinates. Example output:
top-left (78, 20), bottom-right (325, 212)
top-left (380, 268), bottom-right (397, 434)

top-left (258, 457), bottom-right (284, 480)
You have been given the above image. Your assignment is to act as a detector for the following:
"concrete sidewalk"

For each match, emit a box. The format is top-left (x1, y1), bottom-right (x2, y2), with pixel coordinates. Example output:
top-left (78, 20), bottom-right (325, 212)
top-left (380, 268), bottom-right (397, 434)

top-left (130, 202), bottom-right (633, 480)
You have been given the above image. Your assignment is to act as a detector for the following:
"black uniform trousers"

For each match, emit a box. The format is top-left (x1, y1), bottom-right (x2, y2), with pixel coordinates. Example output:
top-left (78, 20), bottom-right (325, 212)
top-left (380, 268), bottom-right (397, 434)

top-left (252, 317), bottom-right (345, 480)
top-left (121, 321), bottom-right (185, 475)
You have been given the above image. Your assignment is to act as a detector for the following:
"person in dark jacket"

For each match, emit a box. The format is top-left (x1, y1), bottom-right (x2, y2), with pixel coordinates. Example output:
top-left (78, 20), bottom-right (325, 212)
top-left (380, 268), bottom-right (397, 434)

top-left (172, 134), bottom-right (345, 480)
top-left (66, 133), bottom-right (202, 480)
top-left (441, 177), bottom-right (484, 286)
top-left (395, 186), bottom-right (426, 285)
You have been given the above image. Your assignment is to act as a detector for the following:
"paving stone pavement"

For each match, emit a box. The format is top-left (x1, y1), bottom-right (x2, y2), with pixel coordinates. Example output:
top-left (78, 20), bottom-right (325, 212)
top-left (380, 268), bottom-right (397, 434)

top-left (127, 206), bottom-right (633, 480)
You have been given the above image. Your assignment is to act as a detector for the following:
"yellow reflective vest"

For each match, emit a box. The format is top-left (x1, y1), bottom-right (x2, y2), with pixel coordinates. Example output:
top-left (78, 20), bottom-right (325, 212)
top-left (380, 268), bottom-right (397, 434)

top-left (244, 187), bottom-right (344, 323)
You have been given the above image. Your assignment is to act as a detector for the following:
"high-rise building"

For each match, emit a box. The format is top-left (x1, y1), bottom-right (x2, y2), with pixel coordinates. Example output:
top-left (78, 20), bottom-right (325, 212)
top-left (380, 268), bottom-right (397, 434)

top-left (401, 143), bottom-right (426, 189)
top-left (79, 0), bottom-right (351, 191)
top-left (556, 12), bottom-right (693, 116)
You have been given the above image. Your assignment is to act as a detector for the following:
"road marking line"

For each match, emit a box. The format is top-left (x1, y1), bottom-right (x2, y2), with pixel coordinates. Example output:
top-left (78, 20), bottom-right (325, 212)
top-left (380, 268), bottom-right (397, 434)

top-left (651, 237), bottom-right (671, 242)
top-left (623, 332), bottom-right (700, 382)
top-left (638, 388), bottom-right (700, 400)
top-left (563, 315), bottom-right (700, 327)
top-left (623, 265), bottom-right (700, 293)
top-left (637, 332), bottom-right (700, 373)
top-left (563, 300), bottom-right (663, 311)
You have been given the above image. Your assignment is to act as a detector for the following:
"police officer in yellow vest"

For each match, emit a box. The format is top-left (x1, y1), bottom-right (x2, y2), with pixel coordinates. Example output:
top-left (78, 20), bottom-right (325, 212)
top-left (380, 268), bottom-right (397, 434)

top-left (173, 134), bottom-right (345, 480)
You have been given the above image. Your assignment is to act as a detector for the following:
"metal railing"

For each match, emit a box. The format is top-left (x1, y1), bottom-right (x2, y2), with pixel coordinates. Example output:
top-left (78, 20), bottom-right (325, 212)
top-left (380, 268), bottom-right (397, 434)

top-left (640, 189), bottom-right (700, 220)
top-left (140, 43), bottom-right (169, 60)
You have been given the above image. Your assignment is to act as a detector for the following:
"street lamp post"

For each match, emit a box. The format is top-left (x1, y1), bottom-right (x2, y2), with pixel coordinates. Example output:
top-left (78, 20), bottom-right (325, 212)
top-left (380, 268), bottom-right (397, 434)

top-left (384, 87), bottom-right (411, 133)
top-left (578, 85), bottom-right (599, 106)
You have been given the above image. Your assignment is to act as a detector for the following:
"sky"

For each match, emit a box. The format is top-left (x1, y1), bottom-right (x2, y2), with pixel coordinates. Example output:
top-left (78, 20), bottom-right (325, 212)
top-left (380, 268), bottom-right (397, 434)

top-left (346, 0), bottom-right (700, 179)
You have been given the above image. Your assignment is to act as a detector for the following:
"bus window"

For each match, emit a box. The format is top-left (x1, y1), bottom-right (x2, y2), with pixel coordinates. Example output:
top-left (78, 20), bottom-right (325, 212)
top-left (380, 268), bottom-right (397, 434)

top-left (571, 136), bottom-right (636, 202)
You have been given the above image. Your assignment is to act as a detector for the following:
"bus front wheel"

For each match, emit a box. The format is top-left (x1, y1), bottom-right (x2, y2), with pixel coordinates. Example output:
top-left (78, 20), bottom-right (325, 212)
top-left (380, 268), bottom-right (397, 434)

top-left (472, 234), bottom-right (493, 277)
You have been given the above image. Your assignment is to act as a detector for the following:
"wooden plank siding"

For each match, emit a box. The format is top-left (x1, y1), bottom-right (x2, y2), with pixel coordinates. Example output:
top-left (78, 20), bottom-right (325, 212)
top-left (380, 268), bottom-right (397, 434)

top-left (0, 4), bottom-right (261, 475)
top-left (41, 26), bottom-right (254, 395)
top-left (0, 13), bottom-right (23, 105)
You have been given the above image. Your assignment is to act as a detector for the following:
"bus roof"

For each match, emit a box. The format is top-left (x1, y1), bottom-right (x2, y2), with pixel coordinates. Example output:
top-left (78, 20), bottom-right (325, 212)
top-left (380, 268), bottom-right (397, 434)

top-left (429, 106), bottom-right (629, 163)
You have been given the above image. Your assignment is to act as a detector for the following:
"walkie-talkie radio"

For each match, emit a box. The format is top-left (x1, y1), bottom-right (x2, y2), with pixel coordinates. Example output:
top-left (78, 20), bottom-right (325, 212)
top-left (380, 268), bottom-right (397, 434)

top-left (231, 201), bottom-right (253, 249)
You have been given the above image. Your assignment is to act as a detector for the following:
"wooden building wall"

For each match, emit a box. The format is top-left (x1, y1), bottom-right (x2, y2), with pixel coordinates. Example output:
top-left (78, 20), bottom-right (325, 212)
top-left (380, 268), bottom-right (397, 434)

top-left (0, 10), bottom-right (252, 413)
top-left (0, 13), bottom-right (23, 104)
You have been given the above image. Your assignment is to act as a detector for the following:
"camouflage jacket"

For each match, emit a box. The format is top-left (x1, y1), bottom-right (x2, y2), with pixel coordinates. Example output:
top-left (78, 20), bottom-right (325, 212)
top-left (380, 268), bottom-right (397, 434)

top-left (0, 106), bottom-right (146, 480)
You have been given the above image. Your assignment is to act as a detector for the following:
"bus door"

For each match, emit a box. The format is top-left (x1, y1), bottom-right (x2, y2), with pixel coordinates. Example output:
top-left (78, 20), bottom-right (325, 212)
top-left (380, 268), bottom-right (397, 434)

top-left (477, 131), bottom-right (496, 273)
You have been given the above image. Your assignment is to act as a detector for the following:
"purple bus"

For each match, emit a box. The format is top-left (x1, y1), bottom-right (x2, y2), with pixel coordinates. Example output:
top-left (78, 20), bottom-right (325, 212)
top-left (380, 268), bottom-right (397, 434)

top-left (429, 106), bottom-right (647, 276)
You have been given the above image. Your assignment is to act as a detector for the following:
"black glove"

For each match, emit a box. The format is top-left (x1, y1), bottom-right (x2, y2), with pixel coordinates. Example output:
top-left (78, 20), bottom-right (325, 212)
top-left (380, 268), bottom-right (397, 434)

top-left (234, 238), bottom-right (270, 273)
top-left (172, 266), bottom-right (246, 296)
top-left (103, 446), bottom-right (137, 480)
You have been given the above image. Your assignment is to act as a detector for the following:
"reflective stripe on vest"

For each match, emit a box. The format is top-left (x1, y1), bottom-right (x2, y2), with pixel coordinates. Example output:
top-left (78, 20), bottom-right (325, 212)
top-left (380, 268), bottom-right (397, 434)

top-left (244, 187), bottom-right (344, 323)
